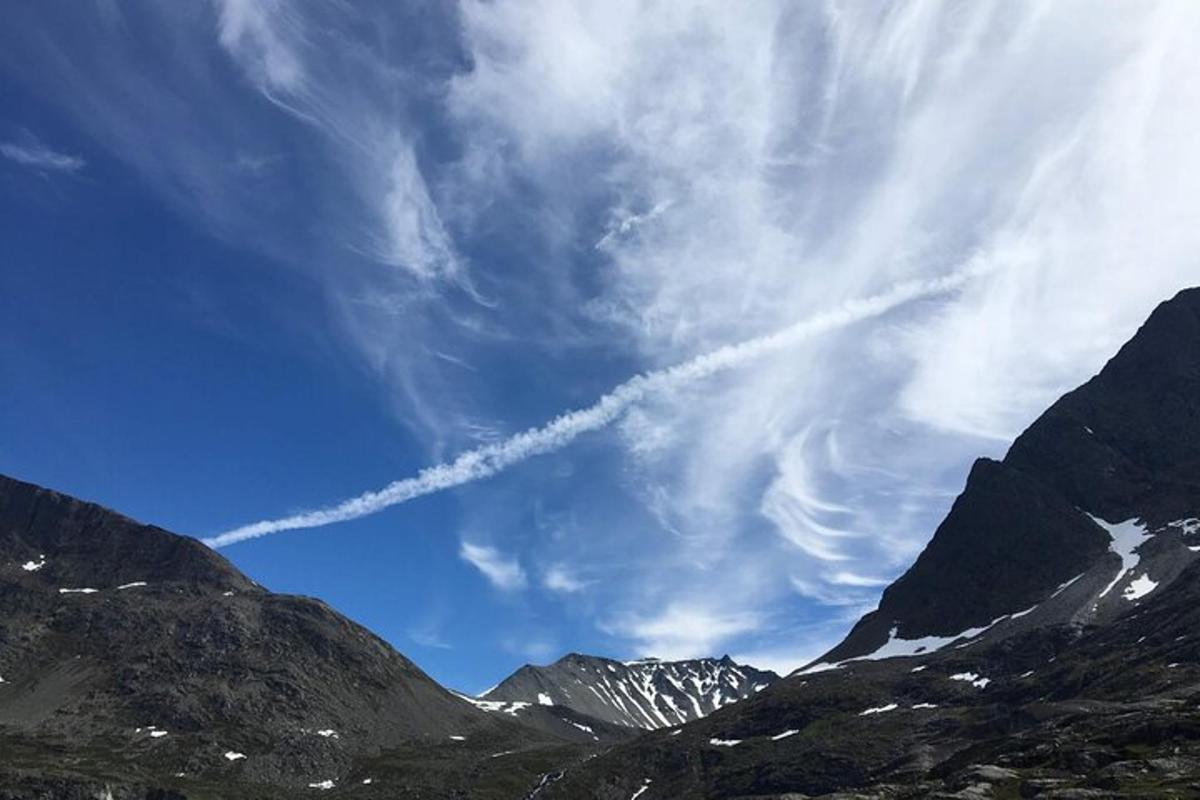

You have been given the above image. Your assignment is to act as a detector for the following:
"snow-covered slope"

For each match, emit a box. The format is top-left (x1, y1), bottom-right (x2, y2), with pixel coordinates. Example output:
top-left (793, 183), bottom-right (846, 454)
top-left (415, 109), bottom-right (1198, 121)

top-left (482, 654), bottom-right (778, 730)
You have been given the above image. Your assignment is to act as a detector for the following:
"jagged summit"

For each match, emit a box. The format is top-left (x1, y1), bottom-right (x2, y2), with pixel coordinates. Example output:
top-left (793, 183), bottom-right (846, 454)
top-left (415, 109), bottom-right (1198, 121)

top-left (483, 652), bottom-right (778, 729)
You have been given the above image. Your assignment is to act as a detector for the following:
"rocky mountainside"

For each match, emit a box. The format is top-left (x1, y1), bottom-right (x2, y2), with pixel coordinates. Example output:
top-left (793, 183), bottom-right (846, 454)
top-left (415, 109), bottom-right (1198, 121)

top-left (0, 474), bottom-right (626, 798)
top-left (483, 654), bottom-right (778, 729)
top-left (536, 289), bottom-right (1200, 798)
top-left (817, 285), bottom-right (1200, 666)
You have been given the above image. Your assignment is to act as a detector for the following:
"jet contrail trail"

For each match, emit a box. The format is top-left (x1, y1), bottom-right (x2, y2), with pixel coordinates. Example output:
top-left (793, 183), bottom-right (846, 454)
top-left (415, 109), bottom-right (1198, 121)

top-left (204, 269), bottom-right (978, 548)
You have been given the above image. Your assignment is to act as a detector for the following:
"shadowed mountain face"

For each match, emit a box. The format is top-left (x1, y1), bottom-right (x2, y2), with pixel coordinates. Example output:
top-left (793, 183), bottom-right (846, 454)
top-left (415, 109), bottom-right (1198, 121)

top-left (821, 286), bottom-right (1200, 664)
top-left (0, 475), bottom-right (488, 751)
top-left (0, 475), bottom-right (625, 797)
top-left (483, 654), bottom-right (778, 730)
top-left (538, 287), bottom-right (1200, 799)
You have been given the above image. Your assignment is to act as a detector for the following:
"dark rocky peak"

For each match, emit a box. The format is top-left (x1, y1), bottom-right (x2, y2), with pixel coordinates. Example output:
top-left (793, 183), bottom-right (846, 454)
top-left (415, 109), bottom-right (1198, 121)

top-left (817, 286), bottom-right (1200, 666)
top-left (1005, 286), bottom-right (1200, 525)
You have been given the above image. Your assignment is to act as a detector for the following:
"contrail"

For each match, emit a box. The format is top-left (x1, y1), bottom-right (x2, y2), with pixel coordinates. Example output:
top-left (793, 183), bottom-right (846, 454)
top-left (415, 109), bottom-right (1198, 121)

top-left (204, 269), bottom-right (978, 548)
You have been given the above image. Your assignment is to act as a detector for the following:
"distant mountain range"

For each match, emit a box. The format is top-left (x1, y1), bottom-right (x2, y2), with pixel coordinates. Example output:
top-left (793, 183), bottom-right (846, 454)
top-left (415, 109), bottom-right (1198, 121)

top-left (481, 653), bottom-right (777, 729)
top-left (2, 286), bottom-right (1199, 798)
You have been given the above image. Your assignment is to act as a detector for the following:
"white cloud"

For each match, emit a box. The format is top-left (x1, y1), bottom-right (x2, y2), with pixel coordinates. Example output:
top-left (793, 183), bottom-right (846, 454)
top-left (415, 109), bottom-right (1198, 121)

top-left (827, 571), bottom-right (891, 588)
top-left (204, 271), bottom-right (972, 547)
top-left (613, 604), bottom-right (762, 661)
top-left (210, 0), bottom-right (460, 284)
top-left (501, 635), bottom-right (558, 663)
top-left (213, 0), bottom-right (304, 92)
top-left (0, 137), bottom-right (85, 173)
top-left (459, 542), bottom-right (527, 591)
top-left (542, 564), bottom-right (586, 594)
top-left (22, 1), bottom-right (1200, 667)
top-left (408, 626), bottom-right (452, 650)
top-left (446, 0), bottom-right (1200, 659)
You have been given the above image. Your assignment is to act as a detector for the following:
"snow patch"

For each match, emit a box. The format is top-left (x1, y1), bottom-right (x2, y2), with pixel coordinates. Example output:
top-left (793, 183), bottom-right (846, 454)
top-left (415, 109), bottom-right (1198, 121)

top-left (538, 692), bottom-right (553, 706)
top-left (1009, 604), bottom-right (1038, 619)
top-left (838, 618), bottom-right (1003, 666)
top-left (307, 779), bottom-right (335, 790)
top-left (315, 729), bottom-right (339, 738)
top-left (1169, 518), bottom-right (1200, 535)
top-left (859, 703), bottom-right (898, 716)
top-left (771, 729), bottom-right (799, 740)
top-left (59, 588), bottom-right (99, 594)
top-left (709, 738), bottom-right (742, 747)
top-left (911, 703), bottom-right (938, 709)
top-left (1090, 516), bottom-right (1150, 598)
top-left (1050, 573), bottom-right (1085, 598)
top-left (950, 672), bottom-right (991, 689)
top-left (448, 735), bottom-right (466, 741)
top-left (461, 695), bottom-right (532, 716)
top-left (1122, 574), bottom-right (1158, 601)
top-left (630, 779), bottom-right (652, 800)
top-left (223, 751), bottom-right (246, 761)
top-left (21, 557), bottom-right (46, 572)
top-left (117, 581), bottom-right (148, 590)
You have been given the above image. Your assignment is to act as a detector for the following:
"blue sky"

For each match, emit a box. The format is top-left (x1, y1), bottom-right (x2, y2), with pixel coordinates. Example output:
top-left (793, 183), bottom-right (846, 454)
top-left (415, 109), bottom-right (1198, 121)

top-left (2, 2), bottom-right (1198, 693)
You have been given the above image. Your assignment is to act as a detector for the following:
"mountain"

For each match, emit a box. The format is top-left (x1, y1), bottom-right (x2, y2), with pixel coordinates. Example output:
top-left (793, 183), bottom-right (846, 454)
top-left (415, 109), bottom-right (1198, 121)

top-left (5, 287), bottom-right (1198, 800)
top-left (0, 474), bottom-right (620, 798)
top-left (816, 284), bottom-right (1200, 666)
top-left (537, 288), bottom-right (1200, 798)
top-left (482, 654), bottom-right (778, 729)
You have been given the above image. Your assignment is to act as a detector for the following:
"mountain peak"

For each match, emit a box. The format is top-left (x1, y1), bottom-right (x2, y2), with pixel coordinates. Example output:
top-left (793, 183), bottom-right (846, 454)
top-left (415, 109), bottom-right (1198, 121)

top-left (816, 285), bottom-right (1200, 666)
top-left (483, 653), bottom-right (778, 729)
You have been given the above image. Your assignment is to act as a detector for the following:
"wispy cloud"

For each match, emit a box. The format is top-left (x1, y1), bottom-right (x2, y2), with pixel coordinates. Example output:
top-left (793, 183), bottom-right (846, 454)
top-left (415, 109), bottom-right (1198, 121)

top-left (446, 0), bottom-right (1200, 658)
top-left (542, 564), bottom-right (587, 593)
top-left (612, 604), bottom-right (762, 661)
top-left (203, 270), bottom-right (977, 548)
top-left (408, 625), bottom-right (453, 650)
top-left (211, 0), bottom-right (461, 283)
top-left (459, 542), bottom-right (527, 591)
top-left (0, 136), bottom-right (85, 173)
top-left (13, 1), bottom-right (1199, 669)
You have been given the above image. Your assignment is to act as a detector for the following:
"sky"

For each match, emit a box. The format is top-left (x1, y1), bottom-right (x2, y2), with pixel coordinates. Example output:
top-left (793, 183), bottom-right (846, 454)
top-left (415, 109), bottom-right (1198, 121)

top-left (1, 1), bottom-right (1198, 693)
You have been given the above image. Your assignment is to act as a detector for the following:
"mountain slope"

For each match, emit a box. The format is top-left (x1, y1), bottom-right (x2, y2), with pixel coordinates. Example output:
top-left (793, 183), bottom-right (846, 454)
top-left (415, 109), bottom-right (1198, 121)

top-left (544, 557), bottom-right (1200, 799)
top-left (538, 286), bottom-right (1200, 799)
top-left (819, 286), bottom-right (1200, 665)
top-left (0, 474), bottom-right (610, 797)
top-left (483, 654), bottom-right (778, 729)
